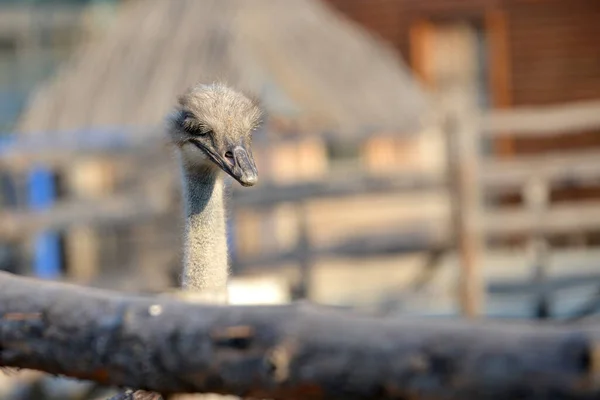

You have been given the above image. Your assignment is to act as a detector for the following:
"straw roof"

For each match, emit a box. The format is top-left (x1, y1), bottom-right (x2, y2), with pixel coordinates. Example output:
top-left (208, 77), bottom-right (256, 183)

top-left (17, 0), bottom-right (429, 138)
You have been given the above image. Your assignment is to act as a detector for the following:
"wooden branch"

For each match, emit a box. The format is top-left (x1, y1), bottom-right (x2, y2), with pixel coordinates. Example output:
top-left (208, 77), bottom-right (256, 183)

top-left (1, 272), bottom-right (600, 399)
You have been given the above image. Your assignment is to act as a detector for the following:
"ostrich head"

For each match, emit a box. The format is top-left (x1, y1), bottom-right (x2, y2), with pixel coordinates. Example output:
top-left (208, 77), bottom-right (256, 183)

top-left (167, 83), bottom-right (262, 187)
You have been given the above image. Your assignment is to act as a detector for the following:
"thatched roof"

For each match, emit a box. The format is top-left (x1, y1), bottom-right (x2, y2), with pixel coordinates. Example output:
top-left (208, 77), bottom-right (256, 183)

top-left (17, 0), bottom-right (429, 138)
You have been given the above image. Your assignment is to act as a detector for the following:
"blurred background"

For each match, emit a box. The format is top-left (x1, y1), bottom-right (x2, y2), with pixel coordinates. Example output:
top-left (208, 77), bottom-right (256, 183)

top-left (1, 0), bottom-right (600, 396)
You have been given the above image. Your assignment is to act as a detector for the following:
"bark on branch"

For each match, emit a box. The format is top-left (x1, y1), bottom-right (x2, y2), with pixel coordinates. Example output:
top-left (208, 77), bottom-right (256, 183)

top-left (1, 271), bottom-right (600, 399)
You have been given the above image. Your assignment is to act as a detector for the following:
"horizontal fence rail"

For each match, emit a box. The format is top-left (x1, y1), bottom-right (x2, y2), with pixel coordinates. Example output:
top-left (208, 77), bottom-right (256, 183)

top-left (480, 100), bottom-right (600, 136)
top-left (0, 192), bottom-right (171, 240)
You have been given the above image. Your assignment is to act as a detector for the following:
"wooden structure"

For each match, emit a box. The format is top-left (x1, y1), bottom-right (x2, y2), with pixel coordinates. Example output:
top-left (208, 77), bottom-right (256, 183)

top-left (2, 269), bottom-right (600, 400)
top-left (0, 0), bottom-right (116, 132)
top-left (6, 0), bottom-right (430, 300)
top-left (4, 100), bottom-right (600, 317)
top-left (318, 0), bottom-right (600, 316)
top-left (2, 0), bottom-right (600, 318)
top-left (325, 0), bottom-right (600, 163)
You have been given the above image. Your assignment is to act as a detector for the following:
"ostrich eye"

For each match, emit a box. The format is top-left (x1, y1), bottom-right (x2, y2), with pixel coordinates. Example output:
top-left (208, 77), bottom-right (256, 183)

top-left (179, 111), bottom-right (211, 136)
top-left (181, 111), bottom-right (195, 120)
top-left (188, 126), bottom-right (210, 136)
top-left (187, 126), bottom-right (212, 136)
top-left (193, 126), bottom-right (212, 136)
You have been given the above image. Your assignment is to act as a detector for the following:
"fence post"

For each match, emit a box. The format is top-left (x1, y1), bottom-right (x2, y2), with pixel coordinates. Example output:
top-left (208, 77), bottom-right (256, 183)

top-left (294, 201), bottom-right (312, 300)
top-left (524, 177), bottom-right (551, 318)
top-left (445, 108), bottom-right (485, 318)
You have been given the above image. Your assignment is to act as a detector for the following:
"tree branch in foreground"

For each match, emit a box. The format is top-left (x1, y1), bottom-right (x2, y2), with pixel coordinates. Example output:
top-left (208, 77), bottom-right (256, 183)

top-left (1, 271), bottom-right (600, 399)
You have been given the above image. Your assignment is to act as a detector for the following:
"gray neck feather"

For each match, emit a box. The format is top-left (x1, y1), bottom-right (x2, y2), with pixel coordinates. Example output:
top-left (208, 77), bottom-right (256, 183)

top-left (179, 159), bottom-right (229, 303)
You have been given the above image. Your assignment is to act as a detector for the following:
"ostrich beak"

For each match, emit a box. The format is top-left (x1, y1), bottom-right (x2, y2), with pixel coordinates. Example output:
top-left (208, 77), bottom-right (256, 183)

top-left (225, 145), bottom-right (258, 187)
top-left (190, 139), bottom-right (258, 187)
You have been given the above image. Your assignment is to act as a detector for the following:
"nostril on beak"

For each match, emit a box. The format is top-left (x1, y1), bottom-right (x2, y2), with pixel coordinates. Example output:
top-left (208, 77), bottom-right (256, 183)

top-left (224, 151), bottom-right (235, 166)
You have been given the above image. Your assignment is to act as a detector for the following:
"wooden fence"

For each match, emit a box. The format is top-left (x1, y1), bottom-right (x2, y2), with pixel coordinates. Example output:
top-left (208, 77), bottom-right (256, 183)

top-left (2, 100), bottom-right (600, 317)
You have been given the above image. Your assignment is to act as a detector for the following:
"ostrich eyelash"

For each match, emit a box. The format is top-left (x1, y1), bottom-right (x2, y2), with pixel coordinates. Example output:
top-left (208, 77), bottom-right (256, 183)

top-left (186, 123), bottom-right (210, 136)
top-left (179, 111), bottom-right (211, 136)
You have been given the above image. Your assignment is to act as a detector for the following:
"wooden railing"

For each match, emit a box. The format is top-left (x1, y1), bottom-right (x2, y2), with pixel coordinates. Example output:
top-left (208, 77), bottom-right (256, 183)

top-left (2, 100), bottom-right (600, 316)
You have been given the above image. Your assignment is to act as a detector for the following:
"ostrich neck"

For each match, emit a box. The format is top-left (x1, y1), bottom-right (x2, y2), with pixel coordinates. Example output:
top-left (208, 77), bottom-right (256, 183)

top-left (179, 161), bottom-right (229, 301)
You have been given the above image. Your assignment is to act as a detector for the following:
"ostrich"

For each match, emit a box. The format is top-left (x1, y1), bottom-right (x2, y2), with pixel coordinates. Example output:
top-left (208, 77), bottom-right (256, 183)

top-left (108, 83), bottom-right (261, 400)
top-left (167, 82), bottom-right (262, 302)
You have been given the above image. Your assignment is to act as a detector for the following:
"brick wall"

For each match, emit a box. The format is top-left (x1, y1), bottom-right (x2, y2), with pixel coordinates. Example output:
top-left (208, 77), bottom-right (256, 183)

top-left (322, 0), bottom-right (600, 154)
top-left (508, 0), bottom-right (600, 106)
top-left (506, 0), bottom-right (600, 153)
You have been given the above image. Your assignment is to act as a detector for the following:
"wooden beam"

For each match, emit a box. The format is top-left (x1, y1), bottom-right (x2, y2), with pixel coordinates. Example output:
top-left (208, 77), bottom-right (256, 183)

top-left (523, 178), bottom-right (552, 319)
top-left (480, 101), bottom-right (600, 136)
top-left (446, 108), bottom-right (485, 318)
top-left (488, 270), bottom-right (600, 295)
top-left (484, 200), bottom-right (600, 237)
top-left (64, 159), bottom-right (115, 282)
top-left (232, 222), bottom-right (447, 272)
top-left (481, 151), bottom-right (600, 192)
top-left (409, 19), bottom-right (436, 88)
top-left (231, 173), bottom-right (444, 208)
top-left (0, 193), bottom-right (170, 240)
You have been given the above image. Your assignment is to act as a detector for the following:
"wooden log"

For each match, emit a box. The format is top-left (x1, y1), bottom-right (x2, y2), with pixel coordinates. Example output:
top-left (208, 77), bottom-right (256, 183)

top-left (107, 390), bottom-right (164, 400)
top-left (1, 271), bottom-right (600, 399)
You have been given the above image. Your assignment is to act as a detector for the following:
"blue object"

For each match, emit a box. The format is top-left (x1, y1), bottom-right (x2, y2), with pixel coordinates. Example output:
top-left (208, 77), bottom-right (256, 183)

top-left (28, 166), bottom-right (61, 279)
